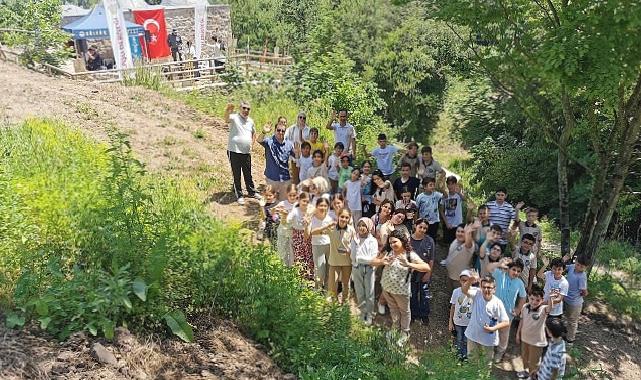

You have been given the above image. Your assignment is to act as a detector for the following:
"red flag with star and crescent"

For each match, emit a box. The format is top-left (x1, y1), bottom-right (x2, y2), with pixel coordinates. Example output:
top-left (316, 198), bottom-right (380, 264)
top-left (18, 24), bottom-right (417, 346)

top-left (133, 9), bottom-right (170, 58)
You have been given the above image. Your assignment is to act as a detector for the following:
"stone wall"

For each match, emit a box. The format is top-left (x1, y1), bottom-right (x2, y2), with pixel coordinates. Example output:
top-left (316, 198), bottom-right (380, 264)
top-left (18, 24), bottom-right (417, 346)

top-left (124, 5), bottom-right (232, 59)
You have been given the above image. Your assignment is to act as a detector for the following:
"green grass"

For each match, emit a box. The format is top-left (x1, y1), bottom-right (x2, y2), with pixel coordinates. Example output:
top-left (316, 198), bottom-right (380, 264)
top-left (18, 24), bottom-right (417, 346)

top-left (0, 119), bottom-right (492, 379)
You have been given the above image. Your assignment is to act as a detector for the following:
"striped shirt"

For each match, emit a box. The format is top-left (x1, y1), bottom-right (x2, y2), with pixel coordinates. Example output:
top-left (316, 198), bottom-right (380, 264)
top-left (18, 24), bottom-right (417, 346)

top-left (537, 339), bottom-right (566, 380)
top-left (486, 200), bottom-right (516, 243)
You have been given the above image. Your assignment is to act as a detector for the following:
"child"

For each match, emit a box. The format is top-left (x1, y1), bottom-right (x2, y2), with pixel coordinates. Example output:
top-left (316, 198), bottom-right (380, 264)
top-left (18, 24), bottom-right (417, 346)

top-left (328, 193), bottom-right (345, 222)
top-left (449, 269), bottom-right (474, 360)
top-left (515, 285), bottom-right (551, 379)
top-left (513, 233), bottom-right (538, 292)
top-left (514, 202), bottom-right (543, 256)
top-left (415, 177), bottom-right (443, 240)
top-left (328, 208), bottom-right (356, 303)
top-left (327, 142), bottom-right (344, 193)
top-left (395, 186), bottom-right (418, 212)
top-left (337, 154), bottom-right (353, 191)
top-left (404, 203), bottom-right (418, 232)
top-left (440, 176), bottom-right (465, 245)
top-left (368, 133), bottom-right (400, 179)
top-left (478, 225), bottom-right (503, 276)
top-left (537, 257), bottom-right (569, 320)
top-left (417, 146), bottom-right (446, 181)
top-left (360, 161), bottom-right (374, 217)
top-left (473, 205), bottom-right (492, 272)
top-left (307, 149), bottom-right (328, 179)
top-left (343, 167), bottom-right (363, 222)
top-left (393, 163), bottom-right (420, 200)
top-left (563, 255), bottom-right (589, 344)
top-left (306, 127), bottom-right (326, 160)
top-left (275, 184), bottom-right (298, 266)
top-left (296, 142), bottom-right (314, 183)
top-left (351, 217), bottom-right (379, 325)
top-left (532, 318), bottom-right (567, 380)
top-left (258, 185), bottom-right (280, 245)
top-left (398, 141), bottom-right (420, 177)
top-left (307, 197), bottom-right (335, 289)
top-left (287, 192), bottom-right (313, 280)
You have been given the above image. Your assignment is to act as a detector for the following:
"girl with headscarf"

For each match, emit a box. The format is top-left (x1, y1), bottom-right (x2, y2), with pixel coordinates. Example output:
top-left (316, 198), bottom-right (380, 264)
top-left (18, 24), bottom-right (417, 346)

top-left (350, 217), bottom-right (379, 325)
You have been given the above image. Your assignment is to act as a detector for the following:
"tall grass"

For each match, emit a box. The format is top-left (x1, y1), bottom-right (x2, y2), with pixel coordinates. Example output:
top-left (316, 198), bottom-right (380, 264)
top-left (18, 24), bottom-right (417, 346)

top-left (0, 119), bottom-right (491, 379)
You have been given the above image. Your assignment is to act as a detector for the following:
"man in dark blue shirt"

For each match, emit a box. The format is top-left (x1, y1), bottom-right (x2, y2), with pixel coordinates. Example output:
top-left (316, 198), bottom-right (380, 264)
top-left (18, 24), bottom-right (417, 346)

top-left (259, 119), bottom-right (296, 201)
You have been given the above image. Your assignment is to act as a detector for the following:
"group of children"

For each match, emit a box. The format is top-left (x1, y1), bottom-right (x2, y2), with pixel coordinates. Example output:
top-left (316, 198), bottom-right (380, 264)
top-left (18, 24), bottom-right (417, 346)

top-left (252, 120), bottom-right (584, 379)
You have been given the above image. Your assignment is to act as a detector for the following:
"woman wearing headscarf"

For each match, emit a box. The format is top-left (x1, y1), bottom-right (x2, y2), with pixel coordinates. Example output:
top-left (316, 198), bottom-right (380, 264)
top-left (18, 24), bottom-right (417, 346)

top-left (350, 217), bottom-right (379, 325)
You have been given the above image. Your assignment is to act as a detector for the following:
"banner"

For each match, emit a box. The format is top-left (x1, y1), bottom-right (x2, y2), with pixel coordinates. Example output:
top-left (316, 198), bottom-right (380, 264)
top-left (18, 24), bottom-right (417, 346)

top-left (194, 2), bottom-right (207, 59)
top-left (103, 0), bottom-right (133, 76)
top-left (133, 8), bottom-right (171, 58)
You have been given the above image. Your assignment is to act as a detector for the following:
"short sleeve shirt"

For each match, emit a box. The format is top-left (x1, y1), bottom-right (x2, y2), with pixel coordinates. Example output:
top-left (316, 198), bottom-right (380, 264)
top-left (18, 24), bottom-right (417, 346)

top-left (442, 192), bottom-right (464, 226)
top-left (492, 268), bottom-right (527, 320)
top-left (371, 145), bottom-right (399, 176)
top-left (450, 287), bottom-right (474, 326)
top-left (331, 122), bottom-right (356, 152)
top-left (381, 251), bottom-right (422, 296)
top-left (519, 221), bottom-right (542, 254)
top-left (344, 180), bottom-right (362, 211)
top-left (309, 215), bottom-right (333, 246)
top-left (327, 154), bottom-right (340, 180)
top-left (446, 240), bottom-right (475, 281)
top-left (520, 304), bottom-right (549, 347)
top-left (416, 191), bottom-right (443, 224)
top-left (464, 289), bottom-right (509, 347)
top-left (543, 271), bottom-right (569, 316)
top-left (227, 113), bottom-right (254, 154)
top-left (393, 177), bottom-right (420, 200)
top-left (329, 226), bottom-right (356, 267)
top-left (565, 264), bottom-right (588, 306)
top-left (419, 158), bottom-right (442, 179)
top-left (297, 155), bottom-right (314, 182)
top-left (513, 247), bottom-right (537, 286)
top-left (486, 200), bottom-right (516, 243)
top-left (537, 340), bottom-right (566, 380)
top-left (399, 154), bottom-right (420, 177)
top-left (260, 136), bottom-right (295, 181)
top-left (410, 236), bottom-right (435, 282)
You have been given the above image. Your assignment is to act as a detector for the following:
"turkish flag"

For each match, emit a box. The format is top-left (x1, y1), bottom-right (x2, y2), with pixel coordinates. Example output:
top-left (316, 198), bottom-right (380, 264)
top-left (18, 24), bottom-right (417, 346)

top-left (133, 9), bottom-right (170, 59)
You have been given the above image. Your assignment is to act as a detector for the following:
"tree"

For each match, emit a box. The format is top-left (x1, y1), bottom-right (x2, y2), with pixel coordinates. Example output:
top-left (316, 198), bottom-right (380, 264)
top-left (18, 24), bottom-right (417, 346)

top-left (431, 0), bottom-right (641, 266)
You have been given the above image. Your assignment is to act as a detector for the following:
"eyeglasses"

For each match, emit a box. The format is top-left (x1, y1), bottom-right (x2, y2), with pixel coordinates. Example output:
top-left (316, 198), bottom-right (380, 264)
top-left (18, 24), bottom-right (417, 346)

top-left (276, 129), bottom-right (286, 133)
top-left (299, 116), bottom-right (306, 120)
top-left (482, 286), bottom-right (495, 290)
top-left (241, 106), bottom-right (251, 111)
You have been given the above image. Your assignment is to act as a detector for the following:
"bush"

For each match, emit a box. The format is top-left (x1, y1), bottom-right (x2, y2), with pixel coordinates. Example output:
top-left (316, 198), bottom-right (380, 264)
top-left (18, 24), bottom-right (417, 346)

top-left (0, 119), bottom-right (491, 378)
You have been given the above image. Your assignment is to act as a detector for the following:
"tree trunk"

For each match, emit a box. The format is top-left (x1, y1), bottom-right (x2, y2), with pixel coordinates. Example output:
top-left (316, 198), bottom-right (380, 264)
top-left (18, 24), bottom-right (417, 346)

top-left (557, 148), bottom-right (571, 256)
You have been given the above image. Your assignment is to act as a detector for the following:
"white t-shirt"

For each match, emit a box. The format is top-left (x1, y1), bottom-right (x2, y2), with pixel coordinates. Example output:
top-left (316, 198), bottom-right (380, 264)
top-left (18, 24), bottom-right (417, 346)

top-left (227, 113), bottom-right (254, 154)
top-left (287, 207), bottom-right (308, 231)
top-left (450, 287), bottom-right (474, 327)
top-left (327, 154), bottom-right (340, 180)
top-left (331, 122), bottom-right (356, 152)
top-left (297, 155), bottom-right (313, 182)
top-left (381, 251), bottom-right (422, 296)
top-left (513, 248), bottom-right (537, 286)
top-left (371, 145), bottom-right (399, 176)
top-left (309, 215), bottom-right (333, 246)
top-left (344, 180), bottom-right (362, 211)
top-left (543, 271), bottom-right (569, 316)
top-left (464, 289), bottom-right (509, 347)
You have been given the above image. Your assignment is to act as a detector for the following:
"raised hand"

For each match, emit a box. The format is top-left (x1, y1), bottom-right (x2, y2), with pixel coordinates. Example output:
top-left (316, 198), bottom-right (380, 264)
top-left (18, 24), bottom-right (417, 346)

top-left (225, 103), bottom-right (234, 113)
top-left (262, 122), bottom-right (273, 134)
top-left (516, 201), bottom-right (525, 210)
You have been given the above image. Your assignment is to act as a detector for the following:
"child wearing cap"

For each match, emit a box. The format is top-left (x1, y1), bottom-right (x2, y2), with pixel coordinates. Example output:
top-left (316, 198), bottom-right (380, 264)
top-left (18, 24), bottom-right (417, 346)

top-left (449, 269), bottom-right (475, 360)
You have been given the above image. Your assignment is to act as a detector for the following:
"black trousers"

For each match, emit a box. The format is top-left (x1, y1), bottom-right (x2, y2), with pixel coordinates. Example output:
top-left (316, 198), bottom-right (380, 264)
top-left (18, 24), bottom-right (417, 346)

top-left (171, 49), bottom-right (182, 61)
top-left (228, 150), bottom-right (256, 198)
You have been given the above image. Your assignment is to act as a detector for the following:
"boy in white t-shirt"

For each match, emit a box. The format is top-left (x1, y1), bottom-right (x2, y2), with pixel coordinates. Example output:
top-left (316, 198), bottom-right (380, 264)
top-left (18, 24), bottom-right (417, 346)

top-left (462, 272), bottom-right (510, 364)
top-left (327, 142), bottom-right (344, 193)
top-left (368, 133), bottom-right (400, 179)
top-left (449, 269), bottom-right (475, 360)
top-left (343, 167), bottom-right (363, 223)
top-left (296, 141), bottom-right (313, 183)
top-left (537, 257), bottom-right (569, 318)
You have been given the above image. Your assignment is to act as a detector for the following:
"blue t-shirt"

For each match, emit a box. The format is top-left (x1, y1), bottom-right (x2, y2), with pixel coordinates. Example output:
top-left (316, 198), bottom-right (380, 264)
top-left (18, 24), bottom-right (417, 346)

top-left (260, 136), bottom-right (295, 181)
top-left (442, 192), bottom-right (464, 227)
top-left (493, 268), bottom-right (527, 320)
top-left (565, 264), bottom-right (588, 306)
top-left (416, 191), bottom-right (443, 224)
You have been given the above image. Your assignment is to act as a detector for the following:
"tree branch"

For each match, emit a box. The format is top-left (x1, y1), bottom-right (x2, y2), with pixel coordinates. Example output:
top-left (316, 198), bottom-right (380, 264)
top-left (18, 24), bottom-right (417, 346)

top-left (546, 0), bottom-right (561, 26)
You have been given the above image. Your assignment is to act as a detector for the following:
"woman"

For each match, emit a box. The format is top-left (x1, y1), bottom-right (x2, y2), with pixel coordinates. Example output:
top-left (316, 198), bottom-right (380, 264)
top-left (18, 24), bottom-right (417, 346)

top-left (328, 208), bottom-right (356, 303)
top-left (275, 184), bottom-right (299, 266)
top-left (351, 217), bottom-right (379, 325)
top-left (372, 230), bottom-right (431, 345)
top-left (409, 219), bottom-right (436, 324)
top-left (371, 169), bottom-right (395, 213)
top-left (306, 197), bottom-right (335, 289)
top-left (360, 161), bottom-right (374, 217)
top-left (288, 192), bottom-right (313, 280)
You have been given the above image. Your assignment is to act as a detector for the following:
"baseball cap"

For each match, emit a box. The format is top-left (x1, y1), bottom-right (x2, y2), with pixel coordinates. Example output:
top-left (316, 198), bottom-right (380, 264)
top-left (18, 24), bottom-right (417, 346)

top-left (459, 269), bottom-right (472, 278)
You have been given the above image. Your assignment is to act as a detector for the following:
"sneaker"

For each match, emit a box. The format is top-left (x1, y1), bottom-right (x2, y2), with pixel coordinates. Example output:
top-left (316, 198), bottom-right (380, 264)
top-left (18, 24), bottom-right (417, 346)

top-left (397, 331), bottom-right (410, 347)
top-left (249, 193), bottom-right (263, 201)
top-left (439, 259), bottom-right (447, 267)
top-left (363, 314), bottom-right (373, 326)
top-left (237, 197), bottom-right (246, 205)
top-left (377, 303), bottom-right (386, 315)
top-left (516, 371), bottom-right (530, 379)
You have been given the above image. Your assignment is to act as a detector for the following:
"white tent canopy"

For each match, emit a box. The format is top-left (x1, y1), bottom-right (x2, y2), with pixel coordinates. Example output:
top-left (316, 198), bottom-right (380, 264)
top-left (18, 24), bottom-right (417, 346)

top-left (118, 0), bottom-right (208, 9)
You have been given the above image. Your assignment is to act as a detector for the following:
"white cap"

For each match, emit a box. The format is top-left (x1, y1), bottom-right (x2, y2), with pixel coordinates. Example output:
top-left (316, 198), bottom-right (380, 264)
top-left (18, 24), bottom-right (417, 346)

top-left (459, 269), bottom-right (472, 278)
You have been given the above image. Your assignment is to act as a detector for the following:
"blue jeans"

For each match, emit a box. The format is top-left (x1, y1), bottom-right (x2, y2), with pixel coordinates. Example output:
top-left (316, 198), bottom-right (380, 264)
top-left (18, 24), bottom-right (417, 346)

top-left (455, 324), bottom-right (468, 359)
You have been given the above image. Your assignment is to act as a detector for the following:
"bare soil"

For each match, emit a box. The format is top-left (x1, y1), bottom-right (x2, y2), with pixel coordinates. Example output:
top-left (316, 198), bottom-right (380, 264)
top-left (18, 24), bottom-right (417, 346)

top-left (1, 60), bottom-right (640, 379)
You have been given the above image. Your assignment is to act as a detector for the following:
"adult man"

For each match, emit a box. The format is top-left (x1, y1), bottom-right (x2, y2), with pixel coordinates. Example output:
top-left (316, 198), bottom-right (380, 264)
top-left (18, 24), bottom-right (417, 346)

top-left (326, 109), bottom-right (356, 157)
top-left (512, 233), bottom-right (538, 291)
top-left (86, 46), bottom-right (102, 71)
top-left (225, 101), bottom-right (257, 205)
top-left (485, 257), bottom-right (527, 363)
top-left (485, 187), bottom-right (516, 250)
top-left (258, 120), bottom-right (296, 201)
top-left (462, 273), bottom-right (510, 364)
top-left (167, 29), bottom-right (183, 61)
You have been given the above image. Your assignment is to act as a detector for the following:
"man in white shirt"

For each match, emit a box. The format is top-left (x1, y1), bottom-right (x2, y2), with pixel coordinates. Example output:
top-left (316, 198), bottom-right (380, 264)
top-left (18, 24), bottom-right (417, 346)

top-left (326, 109), bottom-right (357, 157)
top-left (224, 101), bottom-right (258, 205)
